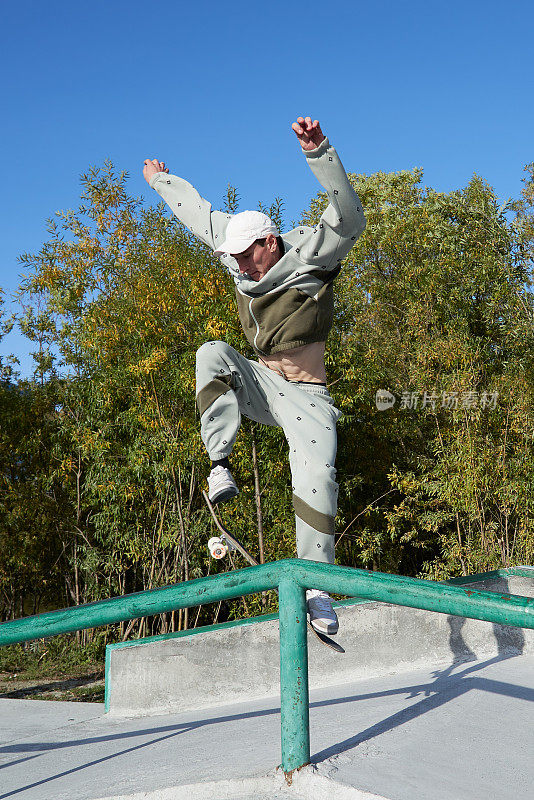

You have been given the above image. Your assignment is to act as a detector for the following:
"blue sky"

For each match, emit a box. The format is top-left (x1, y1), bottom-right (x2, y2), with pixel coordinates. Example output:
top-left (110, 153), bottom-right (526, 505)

top-left (1, 0), bottom-right (533, 377)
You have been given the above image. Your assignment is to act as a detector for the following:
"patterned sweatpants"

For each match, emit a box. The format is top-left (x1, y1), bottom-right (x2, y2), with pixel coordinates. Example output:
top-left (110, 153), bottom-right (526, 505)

top-left (195, 340), bottom-right (341, 564)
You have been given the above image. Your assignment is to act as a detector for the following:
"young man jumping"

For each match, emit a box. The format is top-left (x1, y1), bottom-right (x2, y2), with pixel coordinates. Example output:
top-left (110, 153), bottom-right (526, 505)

top-left (143, 117), bottom-right (365, 634)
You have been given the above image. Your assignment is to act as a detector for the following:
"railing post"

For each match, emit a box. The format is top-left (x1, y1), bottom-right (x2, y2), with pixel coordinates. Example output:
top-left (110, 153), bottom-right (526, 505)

top-left (278, 576), bottom-right (310, 777)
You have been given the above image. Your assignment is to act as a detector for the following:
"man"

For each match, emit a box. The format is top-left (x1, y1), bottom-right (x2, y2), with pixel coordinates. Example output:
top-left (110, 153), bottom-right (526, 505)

top-left (143, 117), bottom-right (365, 634)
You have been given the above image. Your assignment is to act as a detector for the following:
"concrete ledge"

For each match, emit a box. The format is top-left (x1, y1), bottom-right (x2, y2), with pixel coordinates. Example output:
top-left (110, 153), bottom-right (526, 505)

top-left (105, 568), bottom-right (534, 717)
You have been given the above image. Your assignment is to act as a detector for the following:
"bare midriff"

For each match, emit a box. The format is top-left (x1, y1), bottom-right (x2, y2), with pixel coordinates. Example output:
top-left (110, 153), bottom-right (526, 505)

top-left (259, 341), bottom-right (327, 383)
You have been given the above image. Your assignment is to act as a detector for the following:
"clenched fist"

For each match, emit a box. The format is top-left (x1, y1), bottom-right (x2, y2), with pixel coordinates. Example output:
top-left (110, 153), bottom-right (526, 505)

top-left (143, 159), bottom-right (169, 184)
top-left (291, 117), bottom-right (325, 151)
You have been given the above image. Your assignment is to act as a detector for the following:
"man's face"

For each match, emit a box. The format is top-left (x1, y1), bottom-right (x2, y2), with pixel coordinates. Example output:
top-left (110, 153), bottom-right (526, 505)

top-left (232, 234), bottom-right (280, 281)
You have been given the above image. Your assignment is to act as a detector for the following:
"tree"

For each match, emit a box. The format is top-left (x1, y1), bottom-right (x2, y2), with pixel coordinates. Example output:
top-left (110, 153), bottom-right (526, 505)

top-left (7, 156), bottom-right (533, 639)
top-left (312, 166), bottom-right (534, 577)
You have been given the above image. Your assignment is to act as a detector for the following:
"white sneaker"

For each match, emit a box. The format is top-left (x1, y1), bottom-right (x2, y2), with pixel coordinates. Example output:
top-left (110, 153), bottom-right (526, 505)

top-left (306, 589), bottom-right (339, 635)
top-left (208, 465), bottom-right (239, 505)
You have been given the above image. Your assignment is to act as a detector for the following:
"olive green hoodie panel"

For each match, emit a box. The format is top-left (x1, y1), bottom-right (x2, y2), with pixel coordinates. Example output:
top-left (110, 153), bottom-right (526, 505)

top-left (235, 291), bottom-right (257, 350)
top-left (315, 281), bottom-right (335, 342)
top-left (236, 282), bottom-right (335, 355)
top-left (236, 267), bottom-right (341, 355)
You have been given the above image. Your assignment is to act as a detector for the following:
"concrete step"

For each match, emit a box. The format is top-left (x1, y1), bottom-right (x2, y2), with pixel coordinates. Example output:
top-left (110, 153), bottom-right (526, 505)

top-left (105, 568), bottom-right (534, 717)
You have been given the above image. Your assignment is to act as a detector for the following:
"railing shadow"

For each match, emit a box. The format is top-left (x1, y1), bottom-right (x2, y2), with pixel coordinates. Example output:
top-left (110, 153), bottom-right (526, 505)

top-left (310, 652), bottom-right (532, 763)
top-left (1, 651), bottom-right (532, 795)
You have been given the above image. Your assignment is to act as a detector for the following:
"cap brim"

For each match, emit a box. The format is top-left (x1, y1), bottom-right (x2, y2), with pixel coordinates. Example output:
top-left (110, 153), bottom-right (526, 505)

top-left (213, 235), bottom-right (257, 257)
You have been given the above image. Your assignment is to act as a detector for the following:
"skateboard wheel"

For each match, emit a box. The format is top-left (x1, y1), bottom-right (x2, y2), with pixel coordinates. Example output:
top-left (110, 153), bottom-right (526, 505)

top-left (208, 537), bottom-right (228, 559)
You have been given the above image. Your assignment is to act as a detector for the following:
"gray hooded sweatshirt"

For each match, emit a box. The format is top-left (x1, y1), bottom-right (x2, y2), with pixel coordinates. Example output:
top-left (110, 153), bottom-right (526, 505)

top-left (150, 137), bottom-right (366, 355)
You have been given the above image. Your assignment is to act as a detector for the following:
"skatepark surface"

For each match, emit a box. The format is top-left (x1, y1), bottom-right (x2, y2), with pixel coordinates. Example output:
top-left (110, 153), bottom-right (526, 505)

top-left (1, 652), bottom-right (533, 800)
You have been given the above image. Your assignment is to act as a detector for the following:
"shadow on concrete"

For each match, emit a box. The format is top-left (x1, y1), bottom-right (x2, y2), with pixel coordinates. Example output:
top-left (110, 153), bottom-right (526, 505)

top-left (310, 652), bottom-right (533, 763)
top-left (446, 576), bottom-right (525, 666)
top-left (0, 754), bottom-right (44, 772)
top-left (1, 651), bottom-right (533, 796)
top-left (446, 616), bottom-right (478, 663)
top-left (491, 576), bottom-right (526, 656)
top-left (0, 726), bottom-right (200, 799)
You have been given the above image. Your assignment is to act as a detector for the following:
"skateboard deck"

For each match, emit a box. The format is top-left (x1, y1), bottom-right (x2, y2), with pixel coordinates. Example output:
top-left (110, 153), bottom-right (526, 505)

top-left (202, 490), bottom-right (345, 653)
top-left (202, 490), bottom-right (257, 566)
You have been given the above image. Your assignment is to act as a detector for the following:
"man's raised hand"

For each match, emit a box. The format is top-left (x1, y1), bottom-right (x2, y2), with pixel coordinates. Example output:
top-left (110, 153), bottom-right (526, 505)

top-left (292, 117), bottom-right (325, 151)
top-left (143, 158), bottom-right (169, 185)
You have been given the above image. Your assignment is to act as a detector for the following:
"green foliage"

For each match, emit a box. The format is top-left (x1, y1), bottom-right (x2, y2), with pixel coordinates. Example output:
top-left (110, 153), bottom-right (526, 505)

top-left (9, 162), bottom-right (291, 632)
top-left (0, 292), bottom-right (17, 381)
top-left (1, 156), bottom-right (533, 645)
top-left (319, 165), bottom-right (534, 577)
top-left (0, 374), bottom-right (71, 620)
top-left (0, 634), bottom-right (106, 679)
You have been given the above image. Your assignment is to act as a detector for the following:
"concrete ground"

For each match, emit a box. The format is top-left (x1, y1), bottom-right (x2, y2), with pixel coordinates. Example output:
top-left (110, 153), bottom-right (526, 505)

top-left (1, 653), bottom-right (532, 800)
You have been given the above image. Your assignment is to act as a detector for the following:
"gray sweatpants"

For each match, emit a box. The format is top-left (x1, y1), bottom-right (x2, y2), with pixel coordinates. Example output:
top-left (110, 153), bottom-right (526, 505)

top-left (195, 340), bottom-right (341, 564)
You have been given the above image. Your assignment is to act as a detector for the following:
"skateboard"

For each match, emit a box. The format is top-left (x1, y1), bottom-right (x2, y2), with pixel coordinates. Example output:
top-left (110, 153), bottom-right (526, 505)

top-left (203, 490), bottom-right (258, 566)
top-left (202, 490), bottom-right (345, 653)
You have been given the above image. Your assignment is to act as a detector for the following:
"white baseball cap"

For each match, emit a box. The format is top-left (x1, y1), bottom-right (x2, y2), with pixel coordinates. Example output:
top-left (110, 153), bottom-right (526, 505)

top-left (214, 210), bottom-right (279, 256)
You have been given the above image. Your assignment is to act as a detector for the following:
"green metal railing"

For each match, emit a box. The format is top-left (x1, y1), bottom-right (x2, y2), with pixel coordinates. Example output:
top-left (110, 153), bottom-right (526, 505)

top-left (1, 558), bottom-right (533, 776)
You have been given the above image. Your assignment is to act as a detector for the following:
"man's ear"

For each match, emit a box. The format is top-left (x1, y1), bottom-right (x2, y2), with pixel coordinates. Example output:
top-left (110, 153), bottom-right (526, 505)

top-left (267, 233), bottom-right (278, 252)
